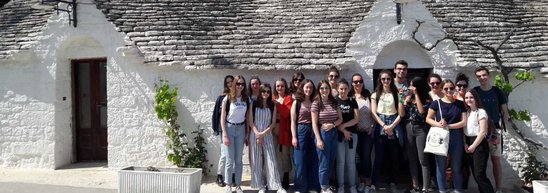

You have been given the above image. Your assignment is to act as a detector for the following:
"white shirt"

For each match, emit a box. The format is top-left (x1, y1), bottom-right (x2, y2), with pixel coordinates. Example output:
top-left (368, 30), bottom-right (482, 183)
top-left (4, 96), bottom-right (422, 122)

top-left (224, 96), bottom-right (248, 123)
top-left (465, 108), bottom-right (488, 137)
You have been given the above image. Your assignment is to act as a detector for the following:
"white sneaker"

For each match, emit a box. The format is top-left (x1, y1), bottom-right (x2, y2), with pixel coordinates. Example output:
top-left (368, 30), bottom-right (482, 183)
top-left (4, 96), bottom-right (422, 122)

top-left (337, 187), bottom-right (344, 193)
top-left (358, 183), bottom-right (366, 192)
top-left (277, 188), bottom-right (287, 193)
top-left (258, 188), bottom-right (266, 193)
top-left (321, 188), bottom-right (334, 193)
top-left (225, 186), bottom-right (232, 193)
top-left (350, 186), bottom-right (358, 193)
top-left (235, 186), bottom-right (243, 193)
top-left (369, 185), bottom-right (376, 193)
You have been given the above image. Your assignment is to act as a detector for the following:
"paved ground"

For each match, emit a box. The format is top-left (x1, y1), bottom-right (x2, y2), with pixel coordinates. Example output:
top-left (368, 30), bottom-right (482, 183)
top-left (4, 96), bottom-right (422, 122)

top-left (0, 162), bottom-right (529, 193)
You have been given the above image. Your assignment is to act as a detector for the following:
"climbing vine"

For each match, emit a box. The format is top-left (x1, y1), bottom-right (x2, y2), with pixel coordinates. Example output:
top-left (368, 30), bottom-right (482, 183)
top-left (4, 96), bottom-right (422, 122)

top-left (154, 80), bottom-right (209, 174)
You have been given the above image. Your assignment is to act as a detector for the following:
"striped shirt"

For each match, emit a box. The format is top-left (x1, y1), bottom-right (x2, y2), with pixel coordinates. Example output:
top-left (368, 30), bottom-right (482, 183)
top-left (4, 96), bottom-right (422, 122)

top-left (311, 100), bottom-right (338, 125)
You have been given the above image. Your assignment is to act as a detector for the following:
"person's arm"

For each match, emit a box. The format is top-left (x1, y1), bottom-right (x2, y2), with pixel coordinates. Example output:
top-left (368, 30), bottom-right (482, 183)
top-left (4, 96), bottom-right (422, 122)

top-left (370, 93), bottom-right (384, 126)
top-left (221, 98), bottom-right (230, 146)
top-left (501, 103), bottom-right (510, 130)
top-left (312, 110), bottom-right (324, 150)
top-left (469, 112), bottom-right (488, 153)
top-left (449, 109), bottom-right (467, 129)
top-left (290, 103), bottom-right (298, 148)
top-left (264, 106), bottom-right (277, 135)
top-left (425, 107), bottom-right (443, 127)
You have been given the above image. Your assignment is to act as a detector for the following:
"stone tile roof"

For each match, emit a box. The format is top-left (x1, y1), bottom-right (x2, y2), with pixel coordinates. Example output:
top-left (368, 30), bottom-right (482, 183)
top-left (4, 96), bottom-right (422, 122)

top-left (93, 0), bottom-right (374, 69)
top-left (422, 0), bottom-right (548, 69)
top-left (0, 0), bottom-right (55, 60)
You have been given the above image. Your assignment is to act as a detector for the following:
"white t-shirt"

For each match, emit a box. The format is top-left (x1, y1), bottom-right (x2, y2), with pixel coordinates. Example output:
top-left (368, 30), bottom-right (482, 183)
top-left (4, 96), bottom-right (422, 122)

top-left (465, 108), bottom-right (488, 137)
top-left (223, 96), bottom-right (248, 124)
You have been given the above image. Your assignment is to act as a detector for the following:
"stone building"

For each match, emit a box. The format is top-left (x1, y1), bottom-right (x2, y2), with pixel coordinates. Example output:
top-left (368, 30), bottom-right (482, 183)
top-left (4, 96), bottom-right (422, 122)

top-left (0, 0), bottom-right (547, 190)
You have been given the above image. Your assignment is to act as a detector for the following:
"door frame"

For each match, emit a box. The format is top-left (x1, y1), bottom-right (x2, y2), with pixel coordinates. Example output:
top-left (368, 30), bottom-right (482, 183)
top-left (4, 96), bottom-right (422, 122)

top-left (71, 58), bottom-right (108, 162)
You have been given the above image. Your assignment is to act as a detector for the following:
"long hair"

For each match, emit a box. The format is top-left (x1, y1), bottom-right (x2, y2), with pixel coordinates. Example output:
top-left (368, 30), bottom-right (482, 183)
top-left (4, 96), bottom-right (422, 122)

top-left (229, 75), bottom-right (249, 103)
top-left (223, 75), bottom-right (234, 95)
top-left (374, 70), bottom-right (399, 108)
top-left (289, 72), bottom-right (305, 94)
top-left (314, 80), bottom-right (337, 110)
top-left (337, 78), bottom-right (350, 97)
top-left (255, 83), bottom-right (274, 109)
top-left (295, 79), bottom-right (315, 102)
top-left (349, 73), bottom-right (371, 100)
top-left (273, 78), bottom-right (290, 98)
top-left (466, 89), bottom-right (485, 109)
top-left (410, 76), bottom-right (431, 103)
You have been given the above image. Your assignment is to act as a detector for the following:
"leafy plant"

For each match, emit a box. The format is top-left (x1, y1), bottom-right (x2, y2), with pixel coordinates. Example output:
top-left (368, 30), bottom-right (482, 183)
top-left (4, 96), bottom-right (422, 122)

top-left (521, 150), bottom-right (548, 186)
top-left (154, 80), bottom-right (209, 174)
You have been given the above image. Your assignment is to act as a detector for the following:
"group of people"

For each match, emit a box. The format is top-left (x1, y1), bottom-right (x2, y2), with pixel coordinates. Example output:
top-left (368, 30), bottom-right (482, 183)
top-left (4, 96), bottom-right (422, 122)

top-left (211, 60), bottom-right (509, 193)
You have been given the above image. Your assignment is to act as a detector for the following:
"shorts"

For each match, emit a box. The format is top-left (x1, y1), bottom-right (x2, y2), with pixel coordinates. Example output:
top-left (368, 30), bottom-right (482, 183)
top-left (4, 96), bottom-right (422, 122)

top-left (488, 139), bottom-right (502, 157)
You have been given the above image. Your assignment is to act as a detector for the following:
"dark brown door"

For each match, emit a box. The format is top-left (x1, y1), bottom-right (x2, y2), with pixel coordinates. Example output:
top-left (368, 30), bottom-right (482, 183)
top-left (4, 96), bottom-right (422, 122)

top-left (72, 59), bottom-right (107, 161)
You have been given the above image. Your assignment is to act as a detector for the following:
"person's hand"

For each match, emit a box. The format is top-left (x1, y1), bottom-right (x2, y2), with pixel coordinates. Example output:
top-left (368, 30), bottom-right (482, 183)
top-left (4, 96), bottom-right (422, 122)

top-left (316, 139), bottom-right (325, 150)
top-left (224, 135), bottom-right (230, 146)
top-left (292, 137), bottom-right (298, 148)
top-left (322, 123), bottom-right (335, 131)
top-left (342, 130), bottom-right (352, 140)
top-left (439, 119), bottom-right (448, 128)
top-left (383, 125), bottom-right (394, 136)
top-left (367, 125), bottom-right (374, 135)
top-left (256, 137), bottom-right (264, 145)
top-left (467, 145), bottom-right (476, 154)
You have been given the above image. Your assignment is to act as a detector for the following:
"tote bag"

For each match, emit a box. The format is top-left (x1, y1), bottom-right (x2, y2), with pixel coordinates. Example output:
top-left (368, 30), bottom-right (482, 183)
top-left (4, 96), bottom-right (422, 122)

top-left (424, 100), bottom-right (450, 156)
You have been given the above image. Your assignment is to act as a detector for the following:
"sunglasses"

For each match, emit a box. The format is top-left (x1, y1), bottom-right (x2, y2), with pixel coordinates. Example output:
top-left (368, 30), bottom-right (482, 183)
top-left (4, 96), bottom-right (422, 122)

top-left (381, 78), bottom-right (391, 81)
top-left (456, 84), bottom-right (468, 88)
top-left (293, 78), bottom-right (303, 82)
top-left (443, 87), bottom-right (455, 91)
top-left (329, 75), bottom-right (339, 79)
top-left (353, 80), bottom-right (363, 84)
top-left (319, 87), bottom-right (329, 90)
top-left (430, 82), bottom-right (441, 86)
top-left (261, 90), bottom-right (270, 94)
top-left (236, 83), bottom-right (245, 87)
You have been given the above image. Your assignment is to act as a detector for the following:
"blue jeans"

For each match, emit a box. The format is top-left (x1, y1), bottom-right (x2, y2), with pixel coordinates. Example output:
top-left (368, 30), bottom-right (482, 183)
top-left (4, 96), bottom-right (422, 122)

top-left (294, 124), bottom-right (320, 192)
top-left (357, 131), bottom-right (374, 179)
top-left (435, 129), bottom-right (464, 192)
top-left (337, 133), bottom-right (358, 189)
top-left (217, 133), bottom-right (227, 175)
top-left (223, 123), bottom-right (246, 186)
top-left (316, 129), bottom-right (337, 189)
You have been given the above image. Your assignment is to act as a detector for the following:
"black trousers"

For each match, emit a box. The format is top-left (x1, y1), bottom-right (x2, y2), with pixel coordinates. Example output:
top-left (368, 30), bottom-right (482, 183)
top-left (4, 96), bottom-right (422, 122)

top-left (465, 136), bottom-right (495, 193)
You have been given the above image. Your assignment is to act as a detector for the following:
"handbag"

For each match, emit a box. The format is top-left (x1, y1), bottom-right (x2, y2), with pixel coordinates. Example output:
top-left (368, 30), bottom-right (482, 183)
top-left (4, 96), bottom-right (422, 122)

top-left (424, 100), bottom-right (450, 156)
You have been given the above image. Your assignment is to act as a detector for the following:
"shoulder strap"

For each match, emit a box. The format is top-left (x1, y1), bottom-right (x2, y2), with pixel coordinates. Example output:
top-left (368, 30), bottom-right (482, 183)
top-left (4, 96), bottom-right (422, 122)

top-left (225, 96), bottom-right (230, 117)
top-left (437, 99), bottom-right (443, 121)
top-left (296, 101), bottom-right (301, 122)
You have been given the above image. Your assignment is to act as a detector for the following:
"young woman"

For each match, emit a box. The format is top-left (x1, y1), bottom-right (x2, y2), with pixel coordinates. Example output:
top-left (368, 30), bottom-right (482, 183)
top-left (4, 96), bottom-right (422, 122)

top-left (290, 72), bottom-right (305, 99)
top-left (464, 90), bottom-right (495, 193)
top-left (327, 66), bottom-right (340, 97)
top-left (349, 73), bottom-right (374, 193)
top-left (212, 75), bottom-right (233, 187)
top-left (455, 73), bottom-right (470, 101)
top-left (312, 80), bottom-right (343, 193)
top-left (248, 83), bottom-right (287, 193)
top-left (428, 73), bottom-right (444, 101)
top-left (425, 80), bottom-right (467, 193)
top-left (370, 70), bottom-right (404, 192)
top-left (273, 78), bottom-right (293, 189)
top-left (291, 79), bottom-right (320, 193)
top-left (220, 75), bottom-right (249, 193)
top-left (335, 79), bottom-right (360, 193)
top-left (249, 75), bottom-right (262, 101)
top-left (401, 77), bottom-right (432, 193)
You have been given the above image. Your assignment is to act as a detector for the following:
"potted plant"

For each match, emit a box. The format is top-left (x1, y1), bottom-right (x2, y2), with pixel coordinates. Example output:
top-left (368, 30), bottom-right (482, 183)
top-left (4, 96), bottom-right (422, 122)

top-left (119, 80), bottom-right (208, 193)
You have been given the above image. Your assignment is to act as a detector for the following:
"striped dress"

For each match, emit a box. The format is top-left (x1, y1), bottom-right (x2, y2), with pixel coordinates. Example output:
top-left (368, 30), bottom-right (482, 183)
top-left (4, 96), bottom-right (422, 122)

top-left (250, 107), bottom-right (283, 189)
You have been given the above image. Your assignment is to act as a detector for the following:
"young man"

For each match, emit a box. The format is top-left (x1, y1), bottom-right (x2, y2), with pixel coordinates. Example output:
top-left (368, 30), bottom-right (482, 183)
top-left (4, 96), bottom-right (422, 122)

top-left (393, 60), bottom-right (409, 93)
top-left (473, 66), bottom-right (510, 193)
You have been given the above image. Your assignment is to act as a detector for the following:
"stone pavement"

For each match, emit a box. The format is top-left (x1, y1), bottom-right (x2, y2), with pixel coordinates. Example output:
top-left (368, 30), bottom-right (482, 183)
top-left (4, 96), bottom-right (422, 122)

top-left (0, 162), bottom-right (528, 193)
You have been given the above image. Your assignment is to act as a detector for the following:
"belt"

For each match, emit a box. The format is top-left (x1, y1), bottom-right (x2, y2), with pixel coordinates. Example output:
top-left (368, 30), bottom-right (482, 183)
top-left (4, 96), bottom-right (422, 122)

top-left (226, 121), bottom-right (245, 126)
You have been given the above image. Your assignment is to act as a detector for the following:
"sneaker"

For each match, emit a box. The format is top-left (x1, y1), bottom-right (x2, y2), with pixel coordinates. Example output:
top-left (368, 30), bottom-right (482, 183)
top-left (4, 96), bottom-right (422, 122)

top-left (225, 186), bottom-right (232, 193)
top-left (321, 188), bottom-right (334, 193)
top-left (277, 188), bottom-right (288, 193)
top-left (350, 186), bottom-right (358, 193)
top-left (389, 183), bottom-right (399, 193)
top-left (258, 188), bottom-right (266, 193)
top-left (364, 186), bottom-right (371, 193)
top-left (358, 183), bottom-right (366, 192)
top-left (409, 188), bottom-right (421, 193)
top-left (235, 186), bottom-right (243, 193)
top-left (216, 175), bottom-right (226, 187)
top-left (337, 186), bottom-right (344, 193)
top-left (495, 191), bottom-right (502, 193)
top-left (369, 185), bottom-right (376, 193)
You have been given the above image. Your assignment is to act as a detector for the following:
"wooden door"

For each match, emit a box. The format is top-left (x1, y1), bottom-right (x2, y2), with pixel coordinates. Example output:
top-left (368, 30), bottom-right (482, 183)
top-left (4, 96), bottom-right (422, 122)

top-left (72, 59), bottom-right (107, 161)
